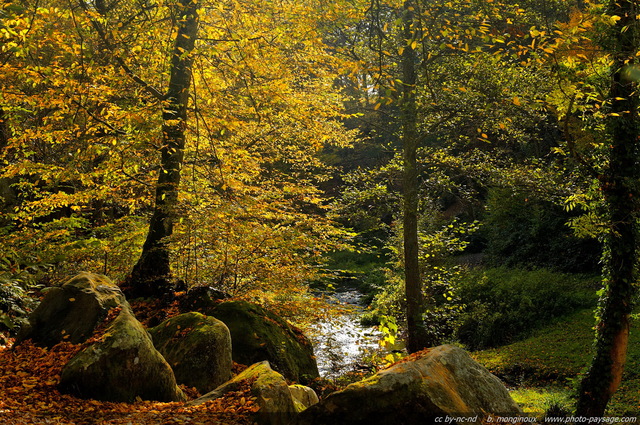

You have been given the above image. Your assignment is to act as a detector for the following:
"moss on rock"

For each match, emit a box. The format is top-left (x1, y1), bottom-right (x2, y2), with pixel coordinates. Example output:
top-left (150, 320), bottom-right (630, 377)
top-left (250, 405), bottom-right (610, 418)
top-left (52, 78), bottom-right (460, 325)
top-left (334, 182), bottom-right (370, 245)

top-left (210, 301), bottom-right (319, 383)
top-left (190, 361), bottom-right (297, 425)
top-left (288, 384), bottom-right (319, 413)
top-left (149, 312), bottom-right (232, 393)
top-left (59, 308), bottom-right (186, 403)
top-left (17, 272), bottom-right (130, 347)
top-left (298, 345), bottom-right (522, 425)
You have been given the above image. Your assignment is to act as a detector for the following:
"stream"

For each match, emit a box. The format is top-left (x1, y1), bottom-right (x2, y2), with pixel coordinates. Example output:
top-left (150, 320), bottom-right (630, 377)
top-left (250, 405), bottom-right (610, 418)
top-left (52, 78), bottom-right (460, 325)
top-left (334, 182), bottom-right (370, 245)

top-left (308, 290), bottom-right (387, 379)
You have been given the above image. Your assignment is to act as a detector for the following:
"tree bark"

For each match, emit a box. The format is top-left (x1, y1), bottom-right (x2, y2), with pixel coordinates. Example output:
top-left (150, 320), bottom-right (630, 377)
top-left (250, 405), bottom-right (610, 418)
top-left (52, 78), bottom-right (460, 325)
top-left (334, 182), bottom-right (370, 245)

top-left (127, 0), bottom-right (199, 298)
top-left (576, 0), bottom-right (639, 416)
top-left (0, 107), bottom-right (9, 152)
top-left (400, 1), bottom-right (430, 353)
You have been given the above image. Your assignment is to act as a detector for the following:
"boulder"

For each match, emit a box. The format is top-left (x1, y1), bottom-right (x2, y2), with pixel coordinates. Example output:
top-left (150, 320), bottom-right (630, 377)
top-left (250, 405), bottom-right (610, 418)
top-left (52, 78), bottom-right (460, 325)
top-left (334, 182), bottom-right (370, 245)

top-left (288, 384), bottom-right (319, 413)
top-left (190, 361), bottom-right (297, 425)
top-left (148, 312), bottom-right (233, 393)
top-left (59, 307), bottom-right (186, 403)
top-left (209, 301), bottom-right (319, 383)
top-left (16, 272), bottom-right (129, 347)
top-left (297, 345), bottom-right (522, 425)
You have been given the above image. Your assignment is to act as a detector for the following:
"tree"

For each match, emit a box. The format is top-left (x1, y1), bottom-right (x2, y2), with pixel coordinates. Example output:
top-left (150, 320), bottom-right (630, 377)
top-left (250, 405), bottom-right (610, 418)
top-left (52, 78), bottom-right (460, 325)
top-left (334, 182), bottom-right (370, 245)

top-left (0, 2), bottom-right (162, 280)
top-left (333, 0), bottom-right (569, 350)
top-left (126, 0), bottom-right (199, 298)
top-left (575, 0), bottom-right (639, 416)
top-left (399, 0), bottom-right (430, 352)
top-left (0, 0), bottom-right (354, 311)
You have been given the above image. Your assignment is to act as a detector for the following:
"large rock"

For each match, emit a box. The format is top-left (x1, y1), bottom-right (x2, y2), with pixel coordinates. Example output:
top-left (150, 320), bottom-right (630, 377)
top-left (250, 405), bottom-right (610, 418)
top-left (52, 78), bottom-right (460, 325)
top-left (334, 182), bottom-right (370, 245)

top-left (210, 301), bottom-right (319, 383)
top-left (190, 361), bottom-right (297, 425)
top-left (16, 272), bottom-right (129, 347)
top-left (148, 312), bottom-right (233, 393)
top-left (59, 307), bottom-right (186, 403)
top-left (297, 345), bottom-right (522, 425)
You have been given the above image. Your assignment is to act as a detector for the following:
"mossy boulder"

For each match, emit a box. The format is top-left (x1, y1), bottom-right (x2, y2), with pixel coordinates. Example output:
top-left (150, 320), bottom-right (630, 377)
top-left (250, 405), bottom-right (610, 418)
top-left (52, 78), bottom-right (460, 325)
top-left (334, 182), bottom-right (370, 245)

top-left (59, 308), bottom-right (186, 403)
top-left (17, 272), bottom-right (130, 347)
top-left (288, 384), bottom-right (319, 413)
top-left (297, 345), bottom-right (522, 425)
top-left (148, 312), bottom-right (233, 393)
top-left (190, 361), bottom-right (297, 425)
top-left (209, 301), bottom-right (319, 383)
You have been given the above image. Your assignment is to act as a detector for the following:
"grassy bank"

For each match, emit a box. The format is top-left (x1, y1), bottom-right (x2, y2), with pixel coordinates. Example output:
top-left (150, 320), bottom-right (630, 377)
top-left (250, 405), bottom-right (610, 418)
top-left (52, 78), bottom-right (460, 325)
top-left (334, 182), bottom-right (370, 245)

top-left (473, 308), bottom-right (640, 416)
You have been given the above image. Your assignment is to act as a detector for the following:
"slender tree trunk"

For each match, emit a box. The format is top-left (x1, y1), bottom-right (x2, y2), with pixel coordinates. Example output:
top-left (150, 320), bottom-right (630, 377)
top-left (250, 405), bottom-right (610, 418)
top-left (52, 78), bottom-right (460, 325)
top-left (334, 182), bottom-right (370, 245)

top-left (576, 0), bottom-right (639, 416)
top-left (400, 1), bottom-right (429, 353)
top-left (127, 0), bottom-right (199, 298)
top-left (0, 107), bottom-right (9, 152)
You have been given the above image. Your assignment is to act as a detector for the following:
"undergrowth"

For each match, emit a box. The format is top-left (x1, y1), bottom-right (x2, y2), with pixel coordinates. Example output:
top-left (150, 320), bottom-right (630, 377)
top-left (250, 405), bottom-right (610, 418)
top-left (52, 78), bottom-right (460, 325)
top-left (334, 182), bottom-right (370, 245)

top-left (473, 308), bottom-right (640, 417)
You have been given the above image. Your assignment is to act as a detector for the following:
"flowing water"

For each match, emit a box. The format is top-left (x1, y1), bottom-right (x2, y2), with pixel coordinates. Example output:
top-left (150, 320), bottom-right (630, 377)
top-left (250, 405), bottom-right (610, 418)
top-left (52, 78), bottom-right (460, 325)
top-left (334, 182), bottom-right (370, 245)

top-left (309, 290), bottom-right (385, 379)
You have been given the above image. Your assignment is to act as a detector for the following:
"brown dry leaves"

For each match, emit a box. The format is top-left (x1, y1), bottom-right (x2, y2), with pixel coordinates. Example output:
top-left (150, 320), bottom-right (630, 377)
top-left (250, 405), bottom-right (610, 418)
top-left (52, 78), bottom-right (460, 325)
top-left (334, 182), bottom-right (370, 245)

top-left (0, 340), bottom-right (259, 425)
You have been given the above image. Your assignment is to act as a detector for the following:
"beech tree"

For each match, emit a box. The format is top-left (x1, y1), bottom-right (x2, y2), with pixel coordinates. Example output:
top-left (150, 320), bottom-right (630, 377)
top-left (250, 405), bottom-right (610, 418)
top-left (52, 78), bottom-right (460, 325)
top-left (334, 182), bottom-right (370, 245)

top-left (54, 0), bottom-right (201, 297)
top-left (0, 0), bottom-right (355, 308)
top-left (125, 0), bottom-right (199, 298)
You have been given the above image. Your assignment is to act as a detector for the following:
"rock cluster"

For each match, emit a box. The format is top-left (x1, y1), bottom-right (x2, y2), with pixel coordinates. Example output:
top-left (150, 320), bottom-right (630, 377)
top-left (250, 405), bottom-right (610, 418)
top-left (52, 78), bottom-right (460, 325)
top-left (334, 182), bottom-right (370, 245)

top-left (19, 273), bottom-right (523, 425)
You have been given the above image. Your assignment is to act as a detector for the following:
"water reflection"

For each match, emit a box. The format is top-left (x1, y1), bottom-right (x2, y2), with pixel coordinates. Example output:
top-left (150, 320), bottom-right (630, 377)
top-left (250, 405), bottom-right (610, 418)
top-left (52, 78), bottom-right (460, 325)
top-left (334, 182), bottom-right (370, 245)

top-left (309, 290), bottom-right (384, 379)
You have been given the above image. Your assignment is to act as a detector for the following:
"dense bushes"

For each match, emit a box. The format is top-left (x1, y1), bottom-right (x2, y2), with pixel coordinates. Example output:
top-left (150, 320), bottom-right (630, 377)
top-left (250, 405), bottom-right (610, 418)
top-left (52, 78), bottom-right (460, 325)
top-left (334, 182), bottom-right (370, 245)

top-left (483, 188), bottom-right (601, 273)
top-left (0, 254), bottom-right (48, 337)
top-left (455, 267), bottom-right (598, 350)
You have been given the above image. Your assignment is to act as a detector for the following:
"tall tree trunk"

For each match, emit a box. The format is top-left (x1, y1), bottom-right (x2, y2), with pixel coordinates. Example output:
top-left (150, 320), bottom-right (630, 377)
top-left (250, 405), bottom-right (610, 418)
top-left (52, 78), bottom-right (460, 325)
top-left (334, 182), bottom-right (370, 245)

top-left (127, 0), bottom-right (199, 298)
top-left (576, 0), bottom-right (639, 416)
top-left (400, 1), bottom-right (429, 353)
top-left (0, 107), bottom-right (16, 213)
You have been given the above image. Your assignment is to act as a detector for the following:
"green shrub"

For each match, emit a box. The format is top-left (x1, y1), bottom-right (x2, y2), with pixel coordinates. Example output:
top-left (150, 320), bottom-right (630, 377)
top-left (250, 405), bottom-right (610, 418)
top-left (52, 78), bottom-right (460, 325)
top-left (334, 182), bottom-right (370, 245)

top-left (483, 188), bottom-right (601, 273)
top-left (0, 249), bottom-right (52, 337)
top-left (363, 219), bottom-right (478, 346)
top-left (455, 267), bottom-right (598, 349)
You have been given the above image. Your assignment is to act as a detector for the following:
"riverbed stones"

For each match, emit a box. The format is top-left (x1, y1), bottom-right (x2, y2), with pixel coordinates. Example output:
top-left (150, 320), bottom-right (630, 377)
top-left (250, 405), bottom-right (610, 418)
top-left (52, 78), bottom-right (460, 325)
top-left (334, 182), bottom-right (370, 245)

top-left (190, 361), bottom-right (297, 425)
top-left (148, 312), bottom-right (233, 393)
top-left (297, 344), bottom-right (522, 425)
top-left (59, 307), bottom-right (186, 403)
top-left (16, 272), bottom-right (130, 347)
top-left (209, 301), bottom-right (319, 383)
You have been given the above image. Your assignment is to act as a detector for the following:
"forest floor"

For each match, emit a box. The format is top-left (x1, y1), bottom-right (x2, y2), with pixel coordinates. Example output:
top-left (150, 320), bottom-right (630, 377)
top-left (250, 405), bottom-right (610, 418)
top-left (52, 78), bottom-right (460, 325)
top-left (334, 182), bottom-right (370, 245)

top-left (473, 308), bottom-right (640, 417)
top-left (0, 338), bottom-right (262, 425)
top-left (3, 296), bottom-right (639, 422)
top-left (0, 296), bottom-right (345, 425)
top-left (0, 296), bottom-right (267, 425)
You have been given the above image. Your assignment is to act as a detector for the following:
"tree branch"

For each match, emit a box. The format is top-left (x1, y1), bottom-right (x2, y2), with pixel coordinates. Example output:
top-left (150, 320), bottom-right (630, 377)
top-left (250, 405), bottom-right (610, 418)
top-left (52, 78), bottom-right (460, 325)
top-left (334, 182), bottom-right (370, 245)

top-left (77, 0), bottom-right (165, 101)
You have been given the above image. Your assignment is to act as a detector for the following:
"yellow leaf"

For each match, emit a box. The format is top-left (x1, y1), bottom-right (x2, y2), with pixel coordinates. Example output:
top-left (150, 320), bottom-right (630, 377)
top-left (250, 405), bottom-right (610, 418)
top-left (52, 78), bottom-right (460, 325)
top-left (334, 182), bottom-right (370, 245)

top-left (512, 97), bottom-right (521, 106)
